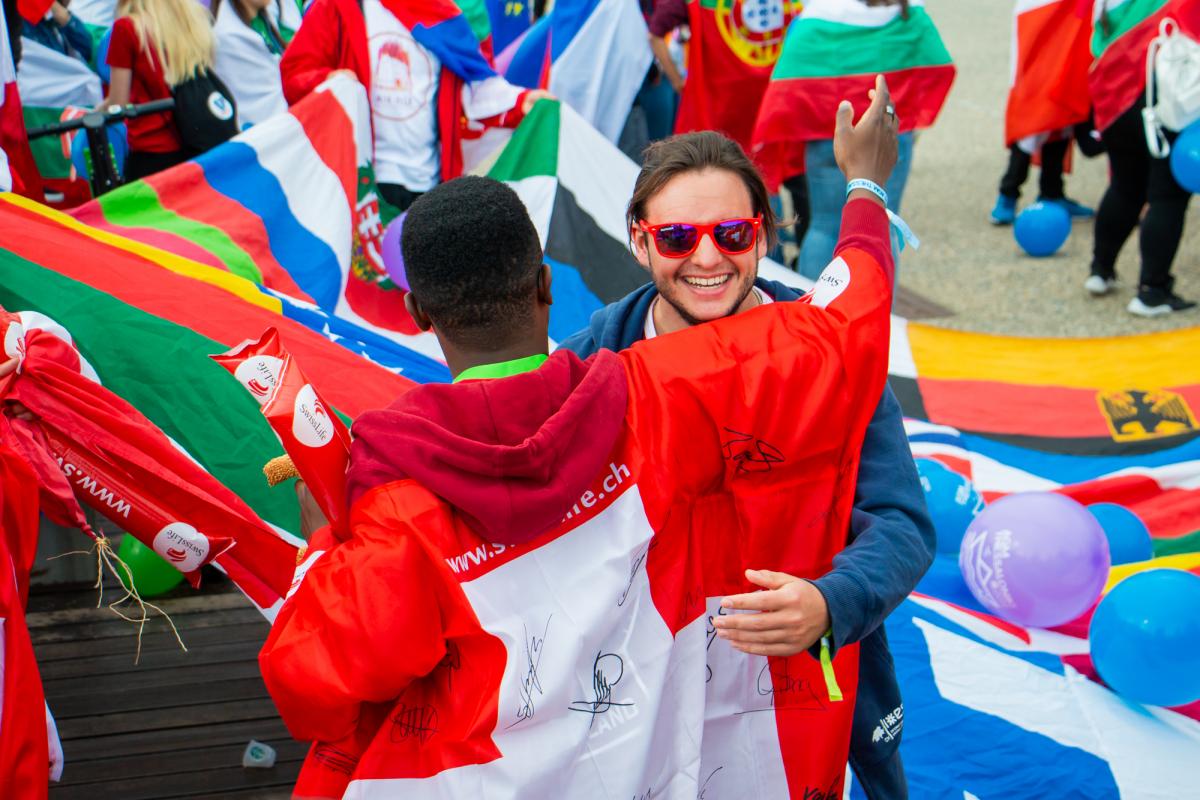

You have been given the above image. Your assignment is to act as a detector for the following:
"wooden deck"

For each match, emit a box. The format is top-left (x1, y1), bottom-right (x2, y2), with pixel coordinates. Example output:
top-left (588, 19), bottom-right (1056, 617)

top-left (30, 572), bottom-right (303, 799)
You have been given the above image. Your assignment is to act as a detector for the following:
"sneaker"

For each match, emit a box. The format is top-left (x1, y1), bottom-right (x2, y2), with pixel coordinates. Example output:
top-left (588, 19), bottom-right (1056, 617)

top-left (1084, 274), bottom-right (1119, 296)
top-left (990, 194), bottom-right (1017, 226)
top-left (1127, 287), bottom-right (1197, 317)
top-left (1041, 196), bottom-right (1095, 219)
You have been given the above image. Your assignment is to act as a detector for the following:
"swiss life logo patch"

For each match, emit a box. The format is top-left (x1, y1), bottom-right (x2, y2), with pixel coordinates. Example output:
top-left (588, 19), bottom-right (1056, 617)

top-left (292, 384), bottom-right (335, 448)
top-left (234, 355), bottom-right (285, 406)
top-left (152, 522), bottom-right (210, 573)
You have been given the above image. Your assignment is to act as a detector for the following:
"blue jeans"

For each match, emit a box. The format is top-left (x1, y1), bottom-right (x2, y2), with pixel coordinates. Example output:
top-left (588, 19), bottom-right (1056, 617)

top-left (798, 132), bottom-right (914, 280)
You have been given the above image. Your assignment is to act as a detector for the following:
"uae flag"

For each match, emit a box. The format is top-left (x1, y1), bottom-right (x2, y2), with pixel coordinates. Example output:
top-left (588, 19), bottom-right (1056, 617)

top-left (674, 0), bottom-right (803, 156)
top-left (1005, 0), bottom-right (1094, 145)
top-left (1088, 0), bottom-right (1200, 131)
top-left (753, 0), bottom-right (955, 187)
top-left (485, 100), bottom-right (650, 343)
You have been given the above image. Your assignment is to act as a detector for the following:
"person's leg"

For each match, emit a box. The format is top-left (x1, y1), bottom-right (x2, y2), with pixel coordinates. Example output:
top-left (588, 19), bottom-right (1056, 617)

top-left (998, 145), bottom-right (1031, 200)
top-left (993, 145), bottom-right (1029, 224)
top-left (797, 139), bottom-right (845, 280)
top-left (783, 173), bottom-right (810, 253)
top-left (1037, 138), bottom-right (1068, 200)
top-left (638, 75), bottom-right (678, 143)
top-left (886, 132), bottom-right (914, 214)
top-left (1130, 136), bottom-right (1195, 313)
top-left (1090, 107), bottom-right (1148, 284)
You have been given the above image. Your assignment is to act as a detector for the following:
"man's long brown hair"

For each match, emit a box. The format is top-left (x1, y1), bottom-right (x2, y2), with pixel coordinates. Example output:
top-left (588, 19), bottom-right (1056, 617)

top-left (627, 131), bottom-right (780, 251)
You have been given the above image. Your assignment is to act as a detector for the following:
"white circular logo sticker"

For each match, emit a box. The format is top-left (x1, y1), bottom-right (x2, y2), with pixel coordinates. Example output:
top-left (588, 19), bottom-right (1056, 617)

top-left (207, 91), bottom-right (234, 121)
top-left (152, 522), bottom-right (210, 573)
top-left (292, 384), bottom-right (335, 447)
top-left (809, 257), bottom-right (851, 309)
top-left (234, 356), bottom-right (285, 405)
top-left (3, 320), bottom-right (26, 368)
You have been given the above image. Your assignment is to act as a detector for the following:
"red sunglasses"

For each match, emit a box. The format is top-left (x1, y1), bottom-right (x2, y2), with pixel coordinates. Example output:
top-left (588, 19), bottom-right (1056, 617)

top-left (638, 216), bottom-right (762, 259)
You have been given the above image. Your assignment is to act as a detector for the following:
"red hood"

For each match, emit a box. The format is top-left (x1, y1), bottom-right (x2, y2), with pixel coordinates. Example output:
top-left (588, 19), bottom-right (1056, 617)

top-left (347, 349), bottom-right (628, 544)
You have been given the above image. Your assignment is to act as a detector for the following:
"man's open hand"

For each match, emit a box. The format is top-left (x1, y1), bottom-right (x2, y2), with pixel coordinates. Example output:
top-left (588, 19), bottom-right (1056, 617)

top-left (833, 74), bottom-right (900, 190)
top-left (713, 569), bottom-right (832, 657)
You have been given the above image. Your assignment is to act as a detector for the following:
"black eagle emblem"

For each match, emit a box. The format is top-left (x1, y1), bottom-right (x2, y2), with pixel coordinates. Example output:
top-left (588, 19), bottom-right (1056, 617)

top-left (1098, 390), bottom-right (1198, 442)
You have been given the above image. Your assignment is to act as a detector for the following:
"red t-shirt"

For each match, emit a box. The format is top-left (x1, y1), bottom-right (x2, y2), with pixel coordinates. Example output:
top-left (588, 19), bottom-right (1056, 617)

top-left (106, 17), bottom-right (184, 153)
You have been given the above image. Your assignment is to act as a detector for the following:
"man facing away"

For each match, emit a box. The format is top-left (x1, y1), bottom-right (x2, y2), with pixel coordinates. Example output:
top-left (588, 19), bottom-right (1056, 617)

top-left (261, 83), bottom-right (902, 799)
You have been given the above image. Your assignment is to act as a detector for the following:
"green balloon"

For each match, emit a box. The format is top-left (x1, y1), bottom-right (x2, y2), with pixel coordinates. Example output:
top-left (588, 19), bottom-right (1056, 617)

top-left (115, 535), bottom-right (185, 598)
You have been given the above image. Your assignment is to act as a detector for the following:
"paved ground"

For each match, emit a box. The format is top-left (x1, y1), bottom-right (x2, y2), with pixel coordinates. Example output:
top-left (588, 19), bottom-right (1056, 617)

top-left (898, 0), bottom-right (1199, 337)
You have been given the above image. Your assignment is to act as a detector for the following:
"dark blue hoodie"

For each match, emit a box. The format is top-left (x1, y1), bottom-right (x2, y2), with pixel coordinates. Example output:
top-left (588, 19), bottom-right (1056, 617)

top-left (558, 277), bottom-right (935, 799)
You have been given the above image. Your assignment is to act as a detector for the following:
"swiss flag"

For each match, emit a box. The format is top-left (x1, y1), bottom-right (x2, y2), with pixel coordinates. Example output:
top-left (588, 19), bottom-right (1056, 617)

top-left (1, 2), bottom-right (46, 200)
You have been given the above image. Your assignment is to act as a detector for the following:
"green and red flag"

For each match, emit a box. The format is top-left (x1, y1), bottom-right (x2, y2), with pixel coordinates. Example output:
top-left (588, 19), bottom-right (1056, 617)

top-left (675, 0), bottom-right (802, 159)
top-left (753, 0), bottom-right (955, 189)
top-left (1088, 0), bottom-right (1200, 131)
top-left (1005, 0), bottom-right (1094, 146)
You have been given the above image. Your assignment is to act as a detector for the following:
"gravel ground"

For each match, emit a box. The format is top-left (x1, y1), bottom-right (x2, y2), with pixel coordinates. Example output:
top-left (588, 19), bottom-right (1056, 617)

top-left (897, 0), bottom-right (1199, 337)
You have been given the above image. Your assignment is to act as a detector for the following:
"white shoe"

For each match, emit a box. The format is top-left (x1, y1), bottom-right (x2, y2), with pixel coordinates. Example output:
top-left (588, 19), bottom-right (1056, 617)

top-left (1084, 274), bottom-right (1118, 296)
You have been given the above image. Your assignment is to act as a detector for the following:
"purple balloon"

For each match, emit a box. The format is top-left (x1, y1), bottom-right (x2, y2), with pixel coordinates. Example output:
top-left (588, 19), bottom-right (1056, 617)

top-left (958, 492), bottom-right (1111, 628)
top-left (381, 212), bottom-right (409, 292)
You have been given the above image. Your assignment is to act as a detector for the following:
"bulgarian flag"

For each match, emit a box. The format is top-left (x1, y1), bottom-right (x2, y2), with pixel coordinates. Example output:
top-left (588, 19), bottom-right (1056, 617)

top-left (1088, 0), bottom-right (1200, 131)
top-left (1005, 0), bottom-right (1094, 146)
top-left (0, 2), bottom-right (44, 200)
top-left (674, 0), bottom-right (803, 156)
top-left (753, 0), bottom-right (955, 187)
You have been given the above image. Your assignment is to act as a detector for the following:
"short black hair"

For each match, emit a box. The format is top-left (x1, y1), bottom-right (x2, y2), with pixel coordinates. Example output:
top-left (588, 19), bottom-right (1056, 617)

top-left (401, 176), bottom-right (543, 339)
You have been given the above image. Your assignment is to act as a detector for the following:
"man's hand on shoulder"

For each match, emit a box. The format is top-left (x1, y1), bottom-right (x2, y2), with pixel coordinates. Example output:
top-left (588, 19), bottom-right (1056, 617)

top-left (833, 74), bottom-right (900, 194)
top-left (713, 569), bottom-right (831, 657)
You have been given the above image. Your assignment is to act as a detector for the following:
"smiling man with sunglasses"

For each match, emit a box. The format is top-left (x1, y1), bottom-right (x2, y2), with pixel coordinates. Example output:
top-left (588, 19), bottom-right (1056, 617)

top-left (558, 77), bottom-right (935, 799)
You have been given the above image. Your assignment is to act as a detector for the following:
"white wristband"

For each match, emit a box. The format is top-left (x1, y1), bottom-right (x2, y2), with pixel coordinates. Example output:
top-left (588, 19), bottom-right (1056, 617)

top-left (846, 178), bottom-right (888, 207)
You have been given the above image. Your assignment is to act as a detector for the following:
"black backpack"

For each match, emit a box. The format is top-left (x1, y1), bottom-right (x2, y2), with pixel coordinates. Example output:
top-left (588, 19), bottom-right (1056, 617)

top-left (172, 68), bottom-right (239, 154)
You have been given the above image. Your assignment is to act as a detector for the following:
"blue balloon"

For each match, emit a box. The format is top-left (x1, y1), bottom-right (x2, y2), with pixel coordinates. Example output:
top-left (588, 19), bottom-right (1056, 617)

top-left (96, 28), bottom-right (112, 84)
top-left (70, 123), bottom-right (128, 180)
top-left (1170, 121), bottom-right (1200, 194)
top-left (1087, 503), bottom-right (1153, 566)
top-left (1014, 201), bottom-right (1071, 257)
top-left (1090, 569), bottom-right (1200, 707)
top-left (916, 460), bottom-right (984, 555)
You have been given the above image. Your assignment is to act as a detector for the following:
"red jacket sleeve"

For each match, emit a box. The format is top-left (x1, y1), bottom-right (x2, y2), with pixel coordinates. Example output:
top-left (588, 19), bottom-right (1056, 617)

top-left (280, 0), bottom-right (367, 106)
top-left (259, 486), bottom-right (451, 745)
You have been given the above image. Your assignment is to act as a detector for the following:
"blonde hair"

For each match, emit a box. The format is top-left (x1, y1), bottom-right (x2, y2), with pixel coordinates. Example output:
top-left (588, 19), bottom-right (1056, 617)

top-left (117, 0), bottom-right (215, 85)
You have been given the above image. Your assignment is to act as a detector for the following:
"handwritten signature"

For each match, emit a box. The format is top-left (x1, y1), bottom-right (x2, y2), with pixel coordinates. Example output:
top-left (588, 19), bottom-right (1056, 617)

top-left (389, 701), bottom-right (439, 745)
top-left (569, 651), bottom-right (633, 726)
top-left (698, 766), bottom-right (723, 799)
top-left (721, 428), bottom-right (785, 475)
top-left (704, 606), bottom-right (728, 683)
top-left (733, 662), bottom-right (825, 714)
top-left (438, 640), bottom-right (462, 693)
top-left (507, 615), bottom-right (552, 729)
top-left (311, 744), bottom-right (358, 775)
top-left (618, 546), bottom-right (649, 607)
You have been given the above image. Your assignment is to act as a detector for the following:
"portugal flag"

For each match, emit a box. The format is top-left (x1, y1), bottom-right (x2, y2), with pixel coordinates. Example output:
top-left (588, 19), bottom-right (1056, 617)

top-left (1005, 0), bottom-right (1094, 146)
top-left (1088, 0), bottom-right (1200, 131)
top-left (675, 0), bottom-right (802, 155)
top-left (753, 0), bottom-right (955, 188)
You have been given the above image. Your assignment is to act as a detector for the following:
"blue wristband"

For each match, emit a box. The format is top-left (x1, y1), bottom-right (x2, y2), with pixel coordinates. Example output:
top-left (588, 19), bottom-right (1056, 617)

top-left (846, 178), bottom-right (888, 207)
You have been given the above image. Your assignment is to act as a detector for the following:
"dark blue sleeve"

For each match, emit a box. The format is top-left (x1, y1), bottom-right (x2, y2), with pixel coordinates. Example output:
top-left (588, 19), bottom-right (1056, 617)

top-left (61, 14), bottom-right (94, 62)
top-left (813, 384), bottom-right (935, 652)
top-left (556, 326), bottom-right (599, 359)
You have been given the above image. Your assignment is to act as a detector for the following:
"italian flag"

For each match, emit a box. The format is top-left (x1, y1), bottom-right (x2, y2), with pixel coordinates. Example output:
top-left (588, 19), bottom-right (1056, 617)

top-left (0, 2), bottom-right (43, 199)
top-left (1005, 0), bottom-right (1094, 146)
top-left (1088, 0), bottom-right (1200, 131)
top-left (753, 0), bottom-right (955, 187)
